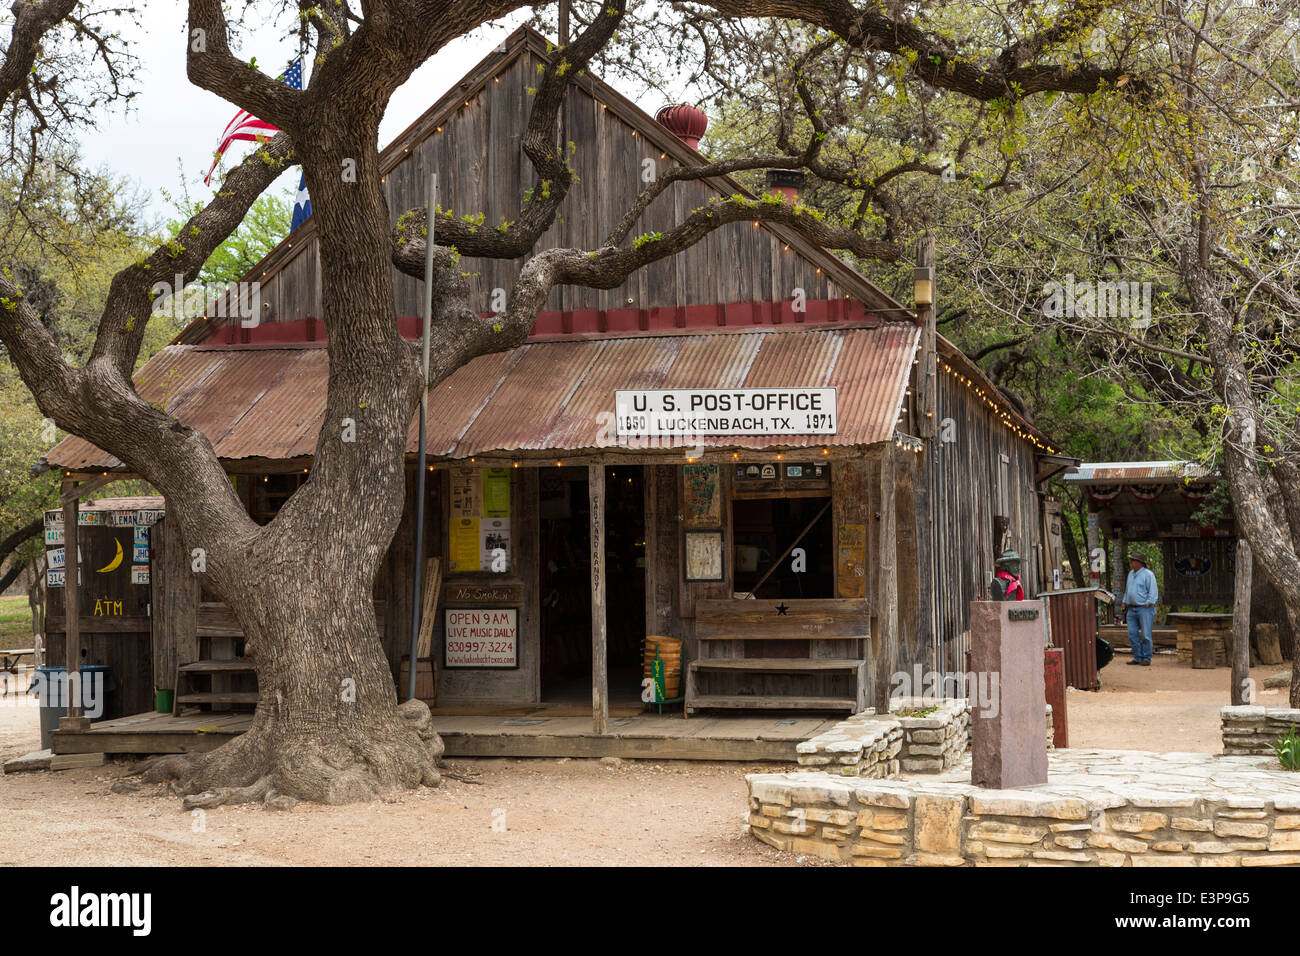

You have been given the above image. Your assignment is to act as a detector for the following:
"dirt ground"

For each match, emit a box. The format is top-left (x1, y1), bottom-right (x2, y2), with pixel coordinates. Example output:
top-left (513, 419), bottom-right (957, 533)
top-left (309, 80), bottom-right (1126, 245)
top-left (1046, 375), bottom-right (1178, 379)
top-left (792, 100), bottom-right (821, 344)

top-left (0, 650), bottom-right (1291, 867)
top-left (1066, 650), bottom-right (1293, 752)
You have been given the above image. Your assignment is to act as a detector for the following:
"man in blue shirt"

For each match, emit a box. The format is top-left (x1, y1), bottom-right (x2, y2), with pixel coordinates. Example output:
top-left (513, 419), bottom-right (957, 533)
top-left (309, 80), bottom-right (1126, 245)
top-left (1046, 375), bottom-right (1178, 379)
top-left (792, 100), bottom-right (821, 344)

top-left (1122, 552), bottom-right (1160, 666)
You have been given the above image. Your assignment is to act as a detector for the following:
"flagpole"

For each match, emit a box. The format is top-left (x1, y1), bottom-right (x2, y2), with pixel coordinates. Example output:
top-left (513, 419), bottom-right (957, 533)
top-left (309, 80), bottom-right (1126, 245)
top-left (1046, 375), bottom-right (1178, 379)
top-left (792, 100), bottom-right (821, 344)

top-left (407, 173), bottom-right (437, 701)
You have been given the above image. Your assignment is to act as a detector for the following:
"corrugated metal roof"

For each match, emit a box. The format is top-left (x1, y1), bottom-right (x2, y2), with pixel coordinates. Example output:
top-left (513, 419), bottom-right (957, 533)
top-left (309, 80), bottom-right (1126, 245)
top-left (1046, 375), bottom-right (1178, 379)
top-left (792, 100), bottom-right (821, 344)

top-left (45, 323), bottom-right (920, 471)
top-left (1064, 461), bottom-right (1215, 483)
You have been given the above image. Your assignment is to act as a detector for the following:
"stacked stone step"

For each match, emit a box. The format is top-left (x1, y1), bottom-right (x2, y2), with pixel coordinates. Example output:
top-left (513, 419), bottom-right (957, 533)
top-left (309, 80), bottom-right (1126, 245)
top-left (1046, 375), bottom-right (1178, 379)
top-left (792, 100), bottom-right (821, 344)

top-left (796, 699), bottom-right (1056, 776)
top-left (795, 711), bottom-right (903, 778)
top-left (1221, 705), bottom-right (1300, 756)
top-left (890, 697), bottom-right (970, 772)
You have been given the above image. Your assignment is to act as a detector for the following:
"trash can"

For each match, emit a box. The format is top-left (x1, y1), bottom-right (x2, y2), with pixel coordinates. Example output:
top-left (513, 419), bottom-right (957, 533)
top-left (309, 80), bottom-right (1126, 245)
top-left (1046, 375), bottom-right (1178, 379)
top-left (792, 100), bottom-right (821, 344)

top-left (30, 665), bottom-right (114, 750)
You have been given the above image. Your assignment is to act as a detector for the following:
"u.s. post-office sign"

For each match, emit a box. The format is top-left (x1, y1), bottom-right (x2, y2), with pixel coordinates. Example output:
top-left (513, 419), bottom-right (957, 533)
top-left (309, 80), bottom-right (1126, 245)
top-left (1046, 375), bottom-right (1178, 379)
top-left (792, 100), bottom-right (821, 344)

top-left (614, 388), bottom-right (838, 437)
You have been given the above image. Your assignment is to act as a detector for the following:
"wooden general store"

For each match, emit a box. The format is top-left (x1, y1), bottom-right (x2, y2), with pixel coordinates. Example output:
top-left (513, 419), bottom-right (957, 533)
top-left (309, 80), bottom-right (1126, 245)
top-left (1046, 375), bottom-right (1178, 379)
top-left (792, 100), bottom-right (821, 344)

top-left (43, 28), bottom-right (1072, 757)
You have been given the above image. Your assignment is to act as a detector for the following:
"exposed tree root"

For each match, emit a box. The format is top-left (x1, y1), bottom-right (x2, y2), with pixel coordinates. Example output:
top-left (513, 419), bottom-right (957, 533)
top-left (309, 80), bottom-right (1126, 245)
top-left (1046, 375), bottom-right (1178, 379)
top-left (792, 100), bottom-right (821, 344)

top-left (442, 770), bottom-right (485, 785)
top-left (133, 699), bottom-right (445, 808)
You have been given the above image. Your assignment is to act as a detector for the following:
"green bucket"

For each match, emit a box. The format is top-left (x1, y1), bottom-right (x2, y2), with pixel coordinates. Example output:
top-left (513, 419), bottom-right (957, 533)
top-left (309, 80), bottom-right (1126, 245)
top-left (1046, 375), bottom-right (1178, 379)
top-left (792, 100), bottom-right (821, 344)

top-left (155, 689), bottom-right (175, 714)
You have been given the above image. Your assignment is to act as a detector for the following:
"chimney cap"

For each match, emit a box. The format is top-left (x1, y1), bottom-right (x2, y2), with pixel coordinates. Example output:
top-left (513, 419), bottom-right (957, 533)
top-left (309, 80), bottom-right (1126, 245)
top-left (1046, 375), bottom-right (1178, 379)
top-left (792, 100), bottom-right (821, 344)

top-left (655, 103), bottom-right (708, 149)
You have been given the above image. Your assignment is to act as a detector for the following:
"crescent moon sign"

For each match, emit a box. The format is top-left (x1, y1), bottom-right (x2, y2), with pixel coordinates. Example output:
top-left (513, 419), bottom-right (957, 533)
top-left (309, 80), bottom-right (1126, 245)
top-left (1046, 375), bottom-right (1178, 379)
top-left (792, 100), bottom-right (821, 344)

top-left (96, 539), bottom-right (124, 574)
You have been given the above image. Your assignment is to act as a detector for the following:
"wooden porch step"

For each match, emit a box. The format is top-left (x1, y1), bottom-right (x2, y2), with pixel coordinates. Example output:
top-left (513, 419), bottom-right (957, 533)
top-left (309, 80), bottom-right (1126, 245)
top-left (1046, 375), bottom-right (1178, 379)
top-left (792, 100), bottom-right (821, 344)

top-left (178, 660), bottom-right (257, 674)
top-left (175, 692), bottom-right (260, 706)
top-left (690, 659), bottom-right (864, 672)
top-left (686, 694), bottom-right (857, 711)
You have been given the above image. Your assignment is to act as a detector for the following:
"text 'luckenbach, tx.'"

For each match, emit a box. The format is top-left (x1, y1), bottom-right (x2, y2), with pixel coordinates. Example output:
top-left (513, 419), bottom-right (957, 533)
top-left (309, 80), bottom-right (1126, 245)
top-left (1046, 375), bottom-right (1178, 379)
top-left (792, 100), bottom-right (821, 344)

top-left (614, 387), bottom-right (838, 437)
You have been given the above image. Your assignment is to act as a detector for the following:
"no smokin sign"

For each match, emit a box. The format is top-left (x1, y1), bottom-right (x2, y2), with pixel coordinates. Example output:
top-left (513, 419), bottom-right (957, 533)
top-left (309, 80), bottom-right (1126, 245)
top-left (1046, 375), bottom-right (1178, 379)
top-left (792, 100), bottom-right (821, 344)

top-left (615, 388), bottom-right (838, 437)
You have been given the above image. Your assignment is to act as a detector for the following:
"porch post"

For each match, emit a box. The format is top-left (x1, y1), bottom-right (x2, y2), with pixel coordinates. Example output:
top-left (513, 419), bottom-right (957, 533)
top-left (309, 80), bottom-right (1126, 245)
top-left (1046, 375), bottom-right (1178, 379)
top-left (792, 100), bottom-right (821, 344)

top-left (60, 481), bottom-right (88, 728)
top-left (874, 448), bottom-right (898, 713)
top-left (1231, 539), bottom-right (1253, 705)
top-left (589, 463), bottom-right (608, 734)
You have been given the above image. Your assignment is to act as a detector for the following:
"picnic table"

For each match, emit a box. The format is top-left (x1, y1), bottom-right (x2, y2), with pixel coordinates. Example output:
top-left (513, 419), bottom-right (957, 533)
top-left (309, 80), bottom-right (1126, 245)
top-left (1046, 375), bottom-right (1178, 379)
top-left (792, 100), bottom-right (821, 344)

top-left (1, 648), bottom-right (36, 673)
top-left (1166, 612), bottom-right (1233, 665)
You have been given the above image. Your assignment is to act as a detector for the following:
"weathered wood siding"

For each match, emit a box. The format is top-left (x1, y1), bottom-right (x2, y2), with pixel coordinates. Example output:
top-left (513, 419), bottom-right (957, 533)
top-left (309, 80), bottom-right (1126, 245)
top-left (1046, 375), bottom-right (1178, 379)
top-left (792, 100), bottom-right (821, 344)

top-left (238, 44), bottom-right (856, 330)
top-left (45, 524), bottom-right (154, 719)
top-left (914, 365), bottom-right (1043, 673)
top-left (150, 516), bottom-right (199, 692)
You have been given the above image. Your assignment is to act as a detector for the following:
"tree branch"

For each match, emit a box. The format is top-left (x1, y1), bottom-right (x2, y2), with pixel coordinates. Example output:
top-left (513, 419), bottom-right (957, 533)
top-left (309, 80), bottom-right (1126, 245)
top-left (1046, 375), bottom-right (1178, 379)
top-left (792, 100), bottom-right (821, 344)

top-left (0, 518), bottom-right (42, 571)
top-left (186, 0), bottom-right (304, 133)
top-left (697, 0), bottom-right (1149, 101)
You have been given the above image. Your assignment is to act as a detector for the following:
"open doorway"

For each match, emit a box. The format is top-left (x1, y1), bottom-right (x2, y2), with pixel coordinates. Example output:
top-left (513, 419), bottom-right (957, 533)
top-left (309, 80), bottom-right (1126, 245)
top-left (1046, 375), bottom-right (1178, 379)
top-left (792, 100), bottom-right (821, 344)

top-left (538, 465), bottom-right (645, 706)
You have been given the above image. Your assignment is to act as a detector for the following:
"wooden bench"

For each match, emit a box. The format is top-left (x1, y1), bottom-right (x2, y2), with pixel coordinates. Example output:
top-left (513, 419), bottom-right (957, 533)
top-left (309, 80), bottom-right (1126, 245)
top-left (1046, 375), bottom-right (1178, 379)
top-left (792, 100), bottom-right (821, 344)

top-left (686, 598), bottom-right (868, 715)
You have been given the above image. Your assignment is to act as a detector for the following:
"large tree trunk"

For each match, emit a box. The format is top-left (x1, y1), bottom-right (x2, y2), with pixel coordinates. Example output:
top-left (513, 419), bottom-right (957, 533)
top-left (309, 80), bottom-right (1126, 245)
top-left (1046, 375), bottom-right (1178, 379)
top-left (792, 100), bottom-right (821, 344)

top-left (1186, 259), bottom-right (1300, 707)
top-left (149, 558), bottom-right (442, 806)
top-left (143, 104), bottom-right (444, 806)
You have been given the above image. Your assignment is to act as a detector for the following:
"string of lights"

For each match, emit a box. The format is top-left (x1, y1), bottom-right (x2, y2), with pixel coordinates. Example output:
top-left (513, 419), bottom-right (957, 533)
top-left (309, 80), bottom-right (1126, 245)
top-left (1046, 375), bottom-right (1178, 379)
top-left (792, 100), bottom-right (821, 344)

top-left (938, 356), bottom-right (1060, 455)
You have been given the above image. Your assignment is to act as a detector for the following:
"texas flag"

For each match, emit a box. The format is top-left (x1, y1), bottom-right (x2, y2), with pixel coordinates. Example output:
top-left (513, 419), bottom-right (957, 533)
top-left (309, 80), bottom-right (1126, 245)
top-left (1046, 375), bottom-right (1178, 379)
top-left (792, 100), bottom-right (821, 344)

top-left (291, 171), bottom-right (312, 230)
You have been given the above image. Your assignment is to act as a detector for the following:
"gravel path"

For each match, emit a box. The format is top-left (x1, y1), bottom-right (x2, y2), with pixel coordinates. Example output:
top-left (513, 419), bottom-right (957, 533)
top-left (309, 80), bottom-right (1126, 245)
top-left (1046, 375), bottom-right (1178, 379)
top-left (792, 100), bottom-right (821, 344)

top-left (0, 651), bottom-right (1291, 866)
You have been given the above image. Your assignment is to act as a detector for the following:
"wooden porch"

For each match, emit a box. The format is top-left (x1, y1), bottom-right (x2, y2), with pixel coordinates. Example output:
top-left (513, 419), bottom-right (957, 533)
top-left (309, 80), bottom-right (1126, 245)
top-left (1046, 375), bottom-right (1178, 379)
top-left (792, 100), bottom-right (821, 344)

top-left (50, 709), bottom-right (838, 761)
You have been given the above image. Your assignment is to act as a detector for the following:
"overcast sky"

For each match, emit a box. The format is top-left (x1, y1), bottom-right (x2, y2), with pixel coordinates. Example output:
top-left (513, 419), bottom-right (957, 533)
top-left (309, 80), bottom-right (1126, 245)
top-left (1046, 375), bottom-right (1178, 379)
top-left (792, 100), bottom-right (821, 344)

top-left (77, 4), bottom-right (535, 222)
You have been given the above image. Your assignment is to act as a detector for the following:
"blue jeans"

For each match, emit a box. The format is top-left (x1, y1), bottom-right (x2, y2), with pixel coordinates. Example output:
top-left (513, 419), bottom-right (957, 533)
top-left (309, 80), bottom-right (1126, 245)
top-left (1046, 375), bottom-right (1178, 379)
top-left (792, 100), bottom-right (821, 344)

top-left (1127, 606), bottom-right (1155, 663)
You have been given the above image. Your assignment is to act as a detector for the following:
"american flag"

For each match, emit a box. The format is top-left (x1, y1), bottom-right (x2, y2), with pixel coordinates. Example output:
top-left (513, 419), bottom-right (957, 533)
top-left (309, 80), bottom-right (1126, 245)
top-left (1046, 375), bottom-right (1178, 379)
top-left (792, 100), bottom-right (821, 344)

top-left (203, 58), bottom-right (303, 186)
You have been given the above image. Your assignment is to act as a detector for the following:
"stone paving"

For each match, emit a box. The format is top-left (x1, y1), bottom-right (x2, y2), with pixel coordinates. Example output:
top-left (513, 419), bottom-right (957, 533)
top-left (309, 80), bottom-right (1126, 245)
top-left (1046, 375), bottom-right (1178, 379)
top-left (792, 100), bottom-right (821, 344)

top-left (747, 749), bottom-right (1300, 866)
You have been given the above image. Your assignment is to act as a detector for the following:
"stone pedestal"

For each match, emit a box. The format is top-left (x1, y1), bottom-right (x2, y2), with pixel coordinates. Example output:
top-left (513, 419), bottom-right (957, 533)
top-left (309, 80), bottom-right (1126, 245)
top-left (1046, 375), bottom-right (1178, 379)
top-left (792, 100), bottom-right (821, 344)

top-left (970, 600), bottom-right (1048, 789)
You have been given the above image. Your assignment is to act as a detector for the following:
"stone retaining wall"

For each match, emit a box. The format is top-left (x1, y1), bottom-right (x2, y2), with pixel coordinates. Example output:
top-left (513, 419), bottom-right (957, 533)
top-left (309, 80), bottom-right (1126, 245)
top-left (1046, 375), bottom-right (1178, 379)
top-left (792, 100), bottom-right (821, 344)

top-left (748, 751), bottom-right (1300, 866)
top-left (1222, 705), bottom-right (1300, 756)
top-left (892, 697), bottom-right (970, 772)
top-left (795, 699), bottom-right (1052, 777)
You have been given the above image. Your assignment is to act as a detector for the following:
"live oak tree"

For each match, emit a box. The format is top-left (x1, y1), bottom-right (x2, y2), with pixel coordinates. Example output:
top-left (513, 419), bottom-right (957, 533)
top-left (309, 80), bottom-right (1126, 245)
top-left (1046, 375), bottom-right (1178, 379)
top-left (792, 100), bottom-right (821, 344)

top-left (0, 0), bottom-right (1149, 806)
top-left (0, 153), bottom-right (148, 594)
top-left (925, 0), bottom-right (1300, 704)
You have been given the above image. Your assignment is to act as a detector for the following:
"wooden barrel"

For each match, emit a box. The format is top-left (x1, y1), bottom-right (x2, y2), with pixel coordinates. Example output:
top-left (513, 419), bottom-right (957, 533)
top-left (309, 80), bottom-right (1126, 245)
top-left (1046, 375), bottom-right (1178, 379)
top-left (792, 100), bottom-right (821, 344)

top-left (643, 635), bottom-right (683, 701)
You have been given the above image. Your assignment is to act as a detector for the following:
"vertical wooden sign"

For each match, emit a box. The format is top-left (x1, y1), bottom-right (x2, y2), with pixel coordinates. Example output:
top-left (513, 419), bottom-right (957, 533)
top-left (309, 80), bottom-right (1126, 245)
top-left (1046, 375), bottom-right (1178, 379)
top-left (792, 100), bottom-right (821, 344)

top-left (837, 523), bottom-right (867, 598)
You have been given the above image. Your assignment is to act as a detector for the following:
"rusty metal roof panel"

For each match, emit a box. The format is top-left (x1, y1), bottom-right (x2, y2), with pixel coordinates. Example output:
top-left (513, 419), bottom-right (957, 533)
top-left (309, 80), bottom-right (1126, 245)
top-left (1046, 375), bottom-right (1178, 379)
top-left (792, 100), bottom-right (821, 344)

top-left (213, 348), bottom-right (329, 460)
top-left (418, 348), bottom-right (524, 456)
top-left (1064, 461), bottom-right (1213, 483)
top-left (541, 337), bottom-right (680, 451)
top-left (44, 346), bottom-right (329, 471)
top-left (44, 346), bottom-right (221, 471)
top-left (433, 323), bottom-right (920, 456)
top-left (741, 328), bottom-right (841, 388)
top-left (46, 324), bottom-right (922, 471)
top-left (657, 332), bottom-right (762, 390)
top-left (447, 340), bottom-right (605, 455)
top-left (829, 322), bottom-right (917, 447)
